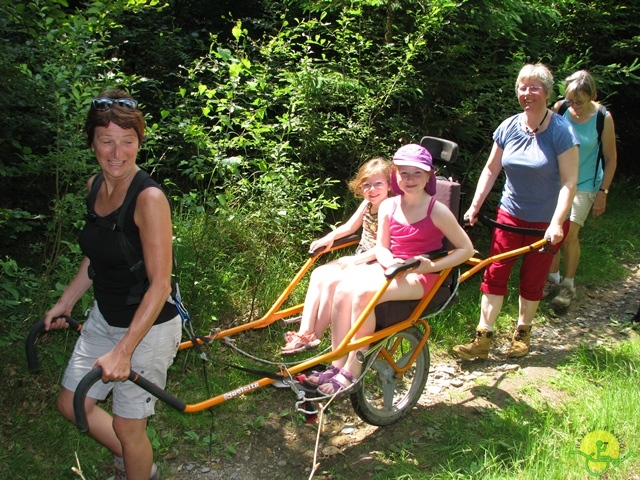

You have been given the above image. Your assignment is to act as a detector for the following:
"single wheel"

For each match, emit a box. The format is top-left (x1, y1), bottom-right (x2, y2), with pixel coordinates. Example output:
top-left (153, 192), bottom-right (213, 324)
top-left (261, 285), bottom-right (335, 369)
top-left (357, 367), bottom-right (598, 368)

top-left (350, 326), bottom-right (430, 426)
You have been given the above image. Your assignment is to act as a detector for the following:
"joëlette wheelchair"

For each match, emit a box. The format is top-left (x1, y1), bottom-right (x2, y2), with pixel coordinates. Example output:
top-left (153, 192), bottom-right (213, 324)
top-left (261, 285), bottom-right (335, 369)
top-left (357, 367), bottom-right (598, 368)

top-left (26, 136), bottom-right (549, 429)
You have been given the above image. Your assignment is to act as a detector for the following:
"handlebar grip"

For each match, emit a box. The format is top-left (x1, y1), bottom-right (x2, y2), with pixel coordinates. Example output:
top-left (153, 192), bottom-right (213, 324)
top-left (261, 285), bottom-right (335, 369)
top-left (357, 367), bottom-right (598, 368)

top-left (73, 367), bottom-right (187, 433)
top-left (26, 316), bottom-right (82, 373)
top-left (383, 248), bottom-right (451, 280)
top-left (384, 258), bottom-right (420, 279)
top-left (478, 213), bottom-right (547, 237)
top-left (309, 233), bottom-right (361, 257)
top-left (127, 371), bottom-right (187, 413)
top-left (74, 367), bottom-right (104, 433)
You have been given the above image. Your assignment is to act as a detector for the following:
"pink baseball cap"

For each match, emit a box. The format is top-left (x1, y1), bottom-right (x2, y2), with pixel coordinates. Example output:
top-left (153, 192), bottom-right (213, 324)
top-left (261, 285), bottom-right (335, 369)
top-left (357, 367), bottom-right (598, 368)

top-left (391, 144), bottom-right (436, 196)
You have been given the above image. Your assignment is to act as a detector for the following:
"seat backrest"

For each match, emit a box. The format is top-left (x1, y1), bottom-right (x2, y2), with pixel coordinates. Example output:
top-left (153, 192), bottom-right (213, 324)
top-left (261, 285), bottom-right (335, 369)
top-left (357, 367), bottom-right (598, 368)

top-left (421, 136), bottom-right (461, 225)
top-left (420, 136), bottom-right (459, 164)
top-left (434, 178), bottom-right (461, 227)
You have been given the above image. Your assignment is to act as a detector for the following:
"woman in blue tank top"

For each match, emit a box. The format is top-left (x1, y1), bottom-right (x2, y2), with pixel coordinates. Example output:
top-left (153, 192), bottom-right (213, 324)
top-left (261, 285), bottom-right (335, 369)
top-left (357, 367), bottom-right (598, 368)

top-left (545, 70), bottom-right (617, 310)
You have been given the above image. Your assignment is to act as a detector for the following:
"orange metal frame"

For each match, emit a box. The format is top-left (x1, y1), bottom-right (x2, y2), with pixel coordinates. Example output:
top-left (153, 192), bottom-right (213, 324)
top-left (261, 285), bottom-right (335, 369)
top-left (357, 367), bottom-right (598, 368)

top-left (172, 235), bottom-right (549, 413)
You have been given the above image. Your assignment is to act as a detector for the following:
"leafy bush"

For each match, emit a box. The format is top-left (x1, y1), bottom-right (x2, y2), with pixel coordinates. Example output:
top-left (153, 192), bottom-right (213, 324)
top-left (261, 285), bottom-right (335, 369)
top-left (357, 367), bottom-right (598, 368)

top-left (172, 154), bottom-right (339, 329)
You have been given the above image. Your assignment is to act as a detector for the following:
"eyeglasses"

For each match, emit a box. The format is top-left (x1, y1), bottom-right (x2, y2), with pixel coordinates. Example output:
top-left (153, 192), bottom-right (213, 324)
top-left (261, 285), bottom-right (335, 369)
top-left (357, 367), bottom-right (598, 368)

top-left (92, 97), bottom-right (139, 111)
top-left (361, 181), bottom-right (387, 191)
top-left (517, 85), bottom-right (544, 94)
top-left (566, 98), bottom-right (587, 107)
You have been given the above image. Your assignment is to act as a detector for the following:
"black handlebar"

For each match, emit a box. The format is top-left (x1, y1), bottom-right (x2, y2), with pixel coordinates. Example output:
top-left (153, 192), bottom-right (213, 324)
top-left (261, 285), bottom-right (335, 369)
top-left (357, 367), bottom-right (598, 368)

top-left (476, 214), bottom-right (547, 238)
top-left (26, 316), bottom-right (82, 373)
top-left (383, 248), bottom-right (449, 280)
top-left (309, 233), bottom-right (361, 257)
top-left (73, 367), bottom-right (187, 433)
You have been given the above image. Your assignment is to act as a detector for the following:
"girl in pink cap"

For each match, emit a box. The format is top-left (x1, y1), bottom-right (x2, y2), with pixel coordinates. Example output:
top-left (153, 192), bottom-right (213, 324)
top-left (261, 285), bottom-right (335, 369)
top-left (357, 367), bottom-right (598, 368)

top-left (306, 143), bottom-right (474, 395)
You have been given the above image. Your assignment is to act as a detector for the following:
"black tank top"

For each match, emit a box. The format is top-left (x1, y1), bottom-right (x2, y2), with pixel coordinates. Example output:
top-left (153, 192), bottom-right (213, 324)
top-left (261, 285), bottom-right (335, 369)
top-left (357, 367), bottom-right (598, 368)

top-left (80, 173), bottom-right (176, 328)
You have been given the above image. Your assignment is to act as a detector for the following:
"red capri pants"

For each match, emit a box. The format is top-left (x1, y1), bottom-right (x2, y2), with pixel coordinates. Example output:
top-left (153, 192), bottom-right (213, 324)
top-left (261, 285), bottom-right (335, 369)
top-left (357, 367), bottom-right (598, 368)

top-left (480, 208), bottom-right (569, 301)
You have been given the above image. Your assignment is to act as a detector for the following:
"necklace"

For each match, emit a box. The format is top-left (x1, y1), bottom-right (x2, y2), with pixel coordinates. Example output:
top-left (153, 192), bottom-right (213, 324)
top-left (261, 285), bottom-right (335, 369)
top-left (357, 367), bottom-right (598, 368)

top-left (524, 109), bottom-right (549, 136)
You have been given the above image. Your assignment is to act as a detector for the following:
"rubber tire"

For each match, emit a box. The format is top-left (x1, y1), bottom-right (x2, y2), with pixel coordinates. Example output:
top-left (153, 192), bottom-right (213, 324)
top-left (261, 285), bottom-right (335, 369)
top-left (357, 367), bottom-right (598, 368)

top-left (350, 326), bottom-right (430, 426)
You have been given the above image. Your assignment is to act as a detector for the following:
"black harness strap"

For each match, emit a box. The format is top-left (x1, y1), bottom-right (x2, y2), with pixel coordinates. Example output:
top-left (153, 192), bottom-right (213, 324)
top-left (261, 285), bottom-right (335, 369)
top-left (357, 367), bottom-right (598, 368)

top-left (182, 332), bottom-right (283, 380)
top-left (479, 214), bottom-right (547, 238)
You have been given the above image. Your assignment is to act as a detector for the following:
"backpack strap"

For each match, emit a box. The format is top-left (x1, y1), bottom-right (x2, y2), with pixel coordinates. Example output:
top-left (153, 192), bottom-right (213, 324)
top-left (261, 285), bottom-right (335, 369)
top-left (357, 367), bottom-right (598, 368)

top-left (558, 100), bottom-right (569, 117)
top-left (115, 170), bottom-right (151, 305)
top-left (86, 173), bottom-right (111, 231)
top-left (594, 104), bottom-right (607, 187)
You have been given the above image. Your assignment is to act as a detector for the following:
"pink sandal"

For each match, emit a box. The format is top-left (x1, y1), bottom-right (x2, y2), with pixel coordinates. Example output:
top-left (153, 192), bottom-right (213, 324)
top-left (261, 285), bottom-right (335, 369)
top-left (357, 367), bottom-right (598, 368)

top-left (317, 368), bottom-right (357, 396)
top-left (281, 332), bottom-right (321, 356)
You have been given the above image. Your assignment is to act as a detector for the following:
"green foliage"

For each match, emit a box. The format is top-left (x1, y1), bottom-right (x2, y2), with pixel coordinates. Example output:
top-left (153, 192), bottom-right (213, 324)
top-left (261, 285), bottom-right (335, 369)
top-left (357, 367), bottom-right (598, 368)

top-left (0, 258), bottom-right (40, 332)
top-left (172, 159), bottom-right (339, 328)
top-left (0, 0), bottom-right (146, 278)
top-left (2, 2), bottom-right (640, 479)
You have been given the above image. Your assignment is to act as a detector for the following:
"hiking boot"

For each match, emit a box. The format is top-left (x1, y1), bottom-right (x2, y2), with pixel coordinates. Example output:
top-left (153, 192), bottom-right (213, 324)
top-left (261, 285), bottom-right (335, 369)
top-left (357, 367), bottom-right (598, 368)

top-left (107, 462), bottom-right (159, 480)
top-left (542, 278), bottom-right (560, 299)
top-left (453, 328), bottom-right (493, 360)
top-left (550, 284), bottom-right (575, 309)
top-left (507, 325), bottom-right (532, 358)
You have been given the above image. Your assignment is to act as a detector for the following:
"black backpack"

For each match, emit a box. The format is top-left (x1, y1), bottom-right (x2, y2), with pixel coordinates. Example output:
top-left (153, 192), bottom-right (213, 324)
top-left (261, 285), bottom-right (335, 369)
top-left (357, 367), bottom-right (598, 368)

top-left (557, 100), bottom-right (607, 187)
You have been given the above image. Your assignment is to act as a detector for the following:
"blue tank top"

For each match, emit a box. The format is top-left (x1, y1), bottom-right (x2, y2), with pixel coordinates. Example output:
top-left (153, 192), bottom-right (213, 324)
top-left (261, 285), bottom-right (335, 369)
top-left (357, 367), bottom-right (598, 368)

top-left (562, 110), bottom-right (601, 192)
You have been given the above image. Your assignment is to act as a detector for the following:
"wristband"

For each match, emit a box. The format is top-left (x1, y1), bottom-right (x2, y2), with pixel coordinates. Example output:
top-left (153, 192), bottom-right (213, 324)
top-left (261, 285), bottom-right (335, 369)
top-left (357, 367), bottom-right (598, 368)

top-left (599, 188), bottom-right (608, 195)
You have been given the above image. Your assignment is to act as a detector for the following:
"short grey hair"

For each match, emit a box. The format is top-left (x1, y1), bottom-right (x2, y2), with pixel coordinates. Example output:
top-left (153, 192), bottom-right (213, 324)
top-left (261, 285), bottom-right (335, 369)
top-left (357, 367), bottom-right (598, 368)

top-left (564, 70), bottom-right (597, 101)
top-left (515, 64), bottom-right (554, 96)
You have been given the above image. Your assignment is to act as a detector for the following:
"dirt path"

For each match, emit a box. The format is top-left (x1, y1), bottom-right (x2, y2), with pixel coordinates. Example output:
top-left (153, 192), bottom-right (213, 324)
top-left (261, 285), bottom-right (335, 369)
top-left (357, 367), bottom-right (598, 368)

top-left (165, 266), bottom-right (640, 480)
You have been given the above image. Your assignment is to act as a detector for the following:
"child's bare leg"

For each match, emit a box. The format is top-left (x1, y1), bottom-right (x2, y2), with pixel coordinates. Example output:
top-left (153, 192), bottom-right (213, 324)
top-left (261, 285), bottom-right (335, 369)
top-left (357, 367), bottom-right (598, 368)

top-left (296, 262), bottom-right (342, 336)
top-left (343, 273), bottom-right (424, 378)
top-left (327, 265), bottom-right (383, 372)
top-left (313, 275), bottom-right (340, 338)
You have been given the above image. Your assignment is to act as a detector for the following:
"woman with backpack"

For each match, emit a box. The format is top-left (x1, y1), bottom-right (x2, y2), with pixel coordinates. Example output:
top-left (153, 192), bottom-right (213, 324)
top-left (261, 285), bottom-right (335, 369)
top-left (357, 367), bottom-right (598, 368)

top-left (545, 70), bottom-right (618, 309)
top-left (43, 89), bottom-right (179, 480)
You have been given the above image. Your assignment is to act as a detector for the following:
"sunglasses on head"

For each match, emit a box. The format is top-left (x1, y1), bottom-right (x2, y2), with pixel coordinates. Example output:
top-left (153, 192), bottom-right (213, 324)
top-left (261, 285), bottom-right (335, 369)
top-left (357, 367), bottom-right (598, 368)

top-left (92, 97), bottom-right (139, 111)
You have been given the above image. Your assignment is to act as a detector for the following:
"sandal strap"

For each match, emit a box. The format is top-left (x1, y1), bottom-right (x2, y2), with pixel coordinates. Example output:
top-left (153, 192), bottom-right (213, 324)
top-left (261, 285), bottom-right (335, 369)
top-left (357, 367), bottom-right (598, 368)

top-left (286, 331), bottom-right (316, 344)
top-left (338, 368), bottom-right (357, 384)
top-left (320, 376), bottom-right (347, 394)
top-left (317, 370), bottom-right (357, 396)
top-left (305, 365), bottom-right (339, 386)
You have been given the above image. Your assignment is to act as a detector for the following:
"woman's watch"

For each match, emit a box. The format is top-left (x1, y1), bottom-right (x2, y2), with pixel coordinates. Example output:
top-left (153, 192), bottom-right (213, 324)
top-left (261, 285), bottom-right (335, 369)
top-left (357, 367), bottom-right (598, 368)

top-left (599, 188), bottom-right (609, 195)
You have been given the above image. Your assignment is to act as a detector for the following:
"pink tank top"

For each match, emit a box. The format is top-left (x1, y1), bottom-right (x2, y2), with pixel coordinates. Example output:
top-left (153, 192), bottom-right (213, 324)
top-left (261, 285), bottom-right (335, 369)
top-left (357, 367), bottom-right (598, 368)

top-left (389, 196), bottom-right (445, 259)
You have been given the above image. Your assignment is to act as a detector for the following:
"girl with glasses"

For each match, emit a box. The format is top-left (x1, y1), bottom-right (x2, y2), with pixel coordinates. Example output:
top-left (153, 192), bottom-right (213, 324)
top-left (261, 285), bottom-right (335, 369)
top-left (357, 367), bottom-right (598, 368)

top-left (281, 157), bottom-right (393, 355)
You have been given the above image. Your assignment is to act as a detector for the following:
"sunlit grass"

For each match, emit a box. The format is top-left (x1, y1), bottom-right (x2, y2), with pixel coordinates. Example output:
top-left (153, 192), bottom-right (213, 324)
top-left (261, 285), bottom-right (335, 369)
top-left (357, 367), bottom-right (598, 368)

top-left (4, 179), bottom-right (639, 478)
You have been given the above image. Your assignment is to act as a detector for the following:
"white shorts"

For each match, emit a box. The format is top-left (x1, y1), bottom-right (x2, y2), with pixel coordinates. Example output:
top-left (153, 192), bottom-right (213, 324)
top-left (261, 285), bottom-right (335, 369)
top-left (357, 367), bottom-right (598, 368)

top-left (570, 190), bottom-right (596, 227)
top-left (62, 302), bottom-right (182, 419)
